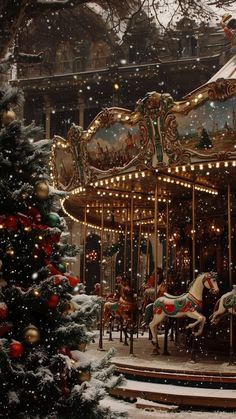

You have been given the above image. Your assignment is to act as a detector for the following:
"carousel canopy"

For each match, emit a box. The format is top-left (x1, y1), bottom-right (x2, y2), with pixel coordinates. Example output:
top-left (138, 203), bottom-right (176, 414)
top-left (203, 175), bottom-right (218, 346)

top-left (50, 57), bottom-right (236, 230)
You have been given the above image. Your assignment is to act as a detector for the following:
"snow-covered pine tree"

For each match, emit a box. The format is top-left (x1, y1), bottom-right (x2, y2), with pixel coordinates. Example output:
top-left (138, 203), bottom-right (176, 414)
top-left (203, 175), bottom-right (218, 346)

top-left (0, 87), bottom-right (125, 418)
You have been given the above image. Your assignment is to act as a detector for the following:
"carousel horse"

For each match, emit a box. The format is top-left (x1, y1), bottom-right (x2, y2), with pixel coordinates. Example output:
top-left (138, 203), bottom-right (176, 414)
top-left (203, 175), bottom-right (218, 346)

top-left (210, 286), bottom-right (236, 325)
top-left (141, 280), bottom-right (168, 323)
top-left (148, 272), bottom-right (219, 346)
top-left (103, 281), bottom-right (137, 331)
top-left (140, 269), bottom-right (164, 311)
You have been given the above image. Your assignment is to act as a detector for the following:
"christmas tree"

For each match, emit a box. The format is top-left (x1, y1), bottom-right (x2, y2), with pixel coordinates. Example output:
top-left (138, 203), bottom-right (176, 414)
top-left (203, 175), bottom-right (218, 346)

top-left (0, 88), bottom-right (125, 418)
top-left (196, 127), bottom-right (212, 149)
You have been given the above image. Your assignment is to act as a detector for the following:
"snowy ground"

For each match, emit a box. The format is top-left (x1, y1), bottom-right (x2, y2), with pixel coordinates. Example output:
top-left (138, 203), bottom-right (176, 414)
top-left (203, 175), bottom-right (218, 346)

top-left (88, 331), bottom-right (236, 418)
top-left (89, 331), bottom-right (236, 373)
top-left (101, 396), bottom-right (236, 418)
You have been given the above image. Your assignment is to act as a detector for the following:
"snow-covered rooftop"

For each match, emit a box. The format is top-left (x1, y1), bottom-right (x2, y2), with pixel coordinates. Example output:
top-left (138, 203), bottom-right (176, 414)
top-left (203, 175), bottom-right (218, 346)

top-left (208, 54), bottom-right (236, 82)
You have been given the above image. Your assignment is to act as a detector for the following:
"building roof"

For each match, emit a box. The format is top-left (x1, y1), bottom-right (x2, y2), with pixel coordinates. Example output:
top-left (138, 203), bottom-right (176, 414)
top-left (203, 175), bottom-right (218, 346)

top-left (208, 54), bottom-right (236, 82)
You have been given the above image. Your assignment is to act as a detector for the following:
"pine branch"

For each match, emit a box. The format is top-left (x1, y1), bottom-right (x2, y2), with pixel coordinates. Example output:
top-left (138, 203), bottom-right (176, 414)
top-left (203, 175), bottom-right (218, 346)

top-left (0, 88), bottom-right (24, 112)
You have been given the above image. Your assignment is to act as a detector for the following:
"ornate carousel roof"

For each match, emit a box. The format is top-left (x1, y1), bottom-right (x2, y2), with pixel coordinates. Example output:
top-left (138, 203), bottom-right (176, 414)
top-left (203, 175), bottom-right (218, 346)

top-left (50, 58), bottom-right (236, 231)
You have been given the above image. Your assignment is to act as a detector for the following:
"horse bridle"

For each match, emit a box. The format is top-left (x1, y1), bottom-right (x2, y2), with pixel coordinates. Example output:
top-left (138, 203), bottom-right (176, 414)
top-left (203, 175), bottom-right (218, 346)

top-left (203, 273), bottom-right (216, 291)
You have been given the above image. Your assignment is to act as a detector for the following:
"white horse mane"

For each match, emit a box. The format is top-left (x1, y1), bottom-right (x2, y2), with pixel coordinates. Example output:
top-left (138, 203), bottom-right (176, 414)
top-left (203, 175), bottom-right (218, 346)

top-left (187, 273), bottom-right (205, 291)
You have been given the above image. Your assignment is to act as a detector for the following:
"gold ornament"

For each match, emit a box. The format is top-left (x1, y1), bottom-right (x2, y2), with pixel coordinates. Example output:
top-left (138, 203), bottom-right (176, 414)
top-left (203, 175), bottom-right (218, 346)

top-left (62, 301), bottom-right (76, 316)
top-left (35, 181), bottom-right (50, 200)
top-left (23, 325), bottom-right (40, 345)
top-left (77, 342), bottom-right (87, 352)
top-left (2, 110), bottom-right (16, 126)
top-left (78, 370), bottom-right (91, 383)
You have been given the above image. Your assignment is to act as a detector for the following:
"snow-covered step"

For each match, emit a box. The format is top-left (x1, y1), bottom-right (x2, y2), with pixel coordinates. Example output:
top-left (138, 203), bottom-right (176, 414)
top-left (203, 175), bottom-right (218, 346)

top-left (136, 397), bottom-right (179, 412)
top-left (111, 379), bottom-right (236, 409)
top-left (114, 362), bottom-right (236, 388)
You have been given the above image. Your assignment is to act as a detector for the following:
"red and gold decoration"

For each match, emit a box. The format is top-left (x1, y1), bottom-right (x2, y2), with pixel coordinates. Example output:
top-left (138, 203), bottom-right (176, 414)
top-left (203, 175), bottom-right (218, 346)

top-left (34, 180), bottom-right (50, 200)
top-left (0, 322), bottom-right (13, 338)
top-left (5, 215), bottom-right (18, 230)
top-left (9, 341), bottom-right (24, 359)
top-left (47, 294), bottom-right (59, 309)
top-left (2, 109), bottom-right (16, 126)
top-left (62, 301), bottom-right (76, 316)
top-left (78, 370), bottom-right (91, 383)
top-left (77, 342), bottom-right (87, 352)
top-left (0, 302), bottom-right (8, 320)
top-left (22, 325), bottom-right (40, 345)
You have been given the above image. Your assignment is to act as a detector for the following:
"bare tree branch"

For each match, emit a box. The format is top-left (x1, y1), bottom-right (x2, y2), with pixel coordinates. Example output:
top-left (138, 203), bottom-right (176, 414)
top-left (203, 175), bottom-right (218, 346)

top-left (0, 0), bottom-right (229, 63)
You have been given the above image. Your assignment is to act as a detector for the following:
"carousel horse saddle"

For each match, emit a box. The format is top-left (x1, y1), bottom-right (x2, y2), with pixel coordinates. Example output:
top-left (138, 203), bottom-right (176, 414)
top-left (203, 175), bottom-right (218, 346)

top-left (163, 292), bottom-right (186, 299)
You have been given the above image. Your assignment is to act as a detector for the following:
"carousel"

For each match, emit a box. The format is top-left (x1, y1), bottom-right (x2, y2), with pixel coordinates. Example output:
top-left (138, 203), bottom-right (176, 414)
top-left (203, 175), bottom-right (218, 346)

top-left (50, 55), bottom-right (236, 408)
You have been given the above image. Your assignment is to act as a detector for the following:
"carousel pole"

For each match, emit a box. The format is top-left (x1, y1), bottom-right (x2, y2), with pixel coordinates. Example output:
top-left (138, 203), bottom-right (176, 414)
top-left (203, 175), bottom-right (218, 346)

top-left (129, 196), bottom-right (135, 356)
top-left (98, 203), bottom-right (105, 351)
top-left (227, 181), bottom-right (234, 364)
top-left (192, 184), bottom-right (196, 281)
top-left (145, 224), bottom-right (150, 277)
top-left (191, 184), bottom-right (197, 362)
top-left (154, 182), bottom-right (159, 299)
top-left (83, 205), bottom-right (87, 285)
top-left (152, 180), bottom-right (159, 355)
top-left (137, 219), bottom-right (142, 290)
top-left (136, 220), bottom-right (142, 339)
top-left (123, 207), bottom-right (128, 278)
top-left (130, 196), bottom-right (134, 286)
top-left (166, 201), bottom-right (169, 277)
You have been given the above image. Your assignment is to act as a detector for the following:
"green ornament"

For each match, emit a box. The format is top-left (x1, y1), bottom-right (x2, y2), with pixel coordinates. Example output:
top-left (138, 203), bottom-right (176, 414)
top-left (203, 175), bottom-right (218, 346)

top-left (45, 213), bottom-right (60, 228)
top-left (57, 262), bottom-right (66, 273)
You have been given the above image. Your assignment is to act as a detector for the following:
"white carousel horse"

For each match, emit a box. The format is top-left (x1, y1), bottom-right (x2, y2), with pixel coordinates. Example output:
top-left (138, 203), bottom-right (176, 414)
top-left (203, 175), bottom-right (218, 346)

top-left (210, 286), bottom-right (236, 325)
top-left (149, 272), bottom-right (219, 344)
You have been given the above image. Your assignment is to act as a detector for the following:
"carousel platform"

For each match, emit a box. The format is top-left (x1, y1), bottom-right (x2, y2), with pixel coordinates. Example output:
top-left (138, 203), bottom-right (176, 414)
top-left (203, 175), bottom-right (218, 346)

top-left (89, 332), bottom-right (236, 409)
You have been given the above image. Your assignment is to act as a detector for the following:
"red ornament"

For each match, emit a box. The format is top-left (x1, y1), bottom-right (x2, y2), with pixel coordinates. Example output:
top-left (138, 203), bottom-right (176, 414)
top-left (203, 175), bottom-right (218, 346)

top-left (27, 207), bottom-right (42, 223)
top-left (66, 274), bottom-right (80, 288)
top-left (5, 215), bottom-right (17, 230)
top-left (9, 341), bottom-right (24, 359)
top-left (47, 294), bottom-right (59, 308)
top-left (0, 322), bottom-right (13, 337)
top-left (47, 234), bottom-right (61, 244)
top-left (0, 302), bottom-right (8, 320)
top-left (53, 275), bottom-right (62, 285)
top-left (58, 346), bottom-right (72, 358)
